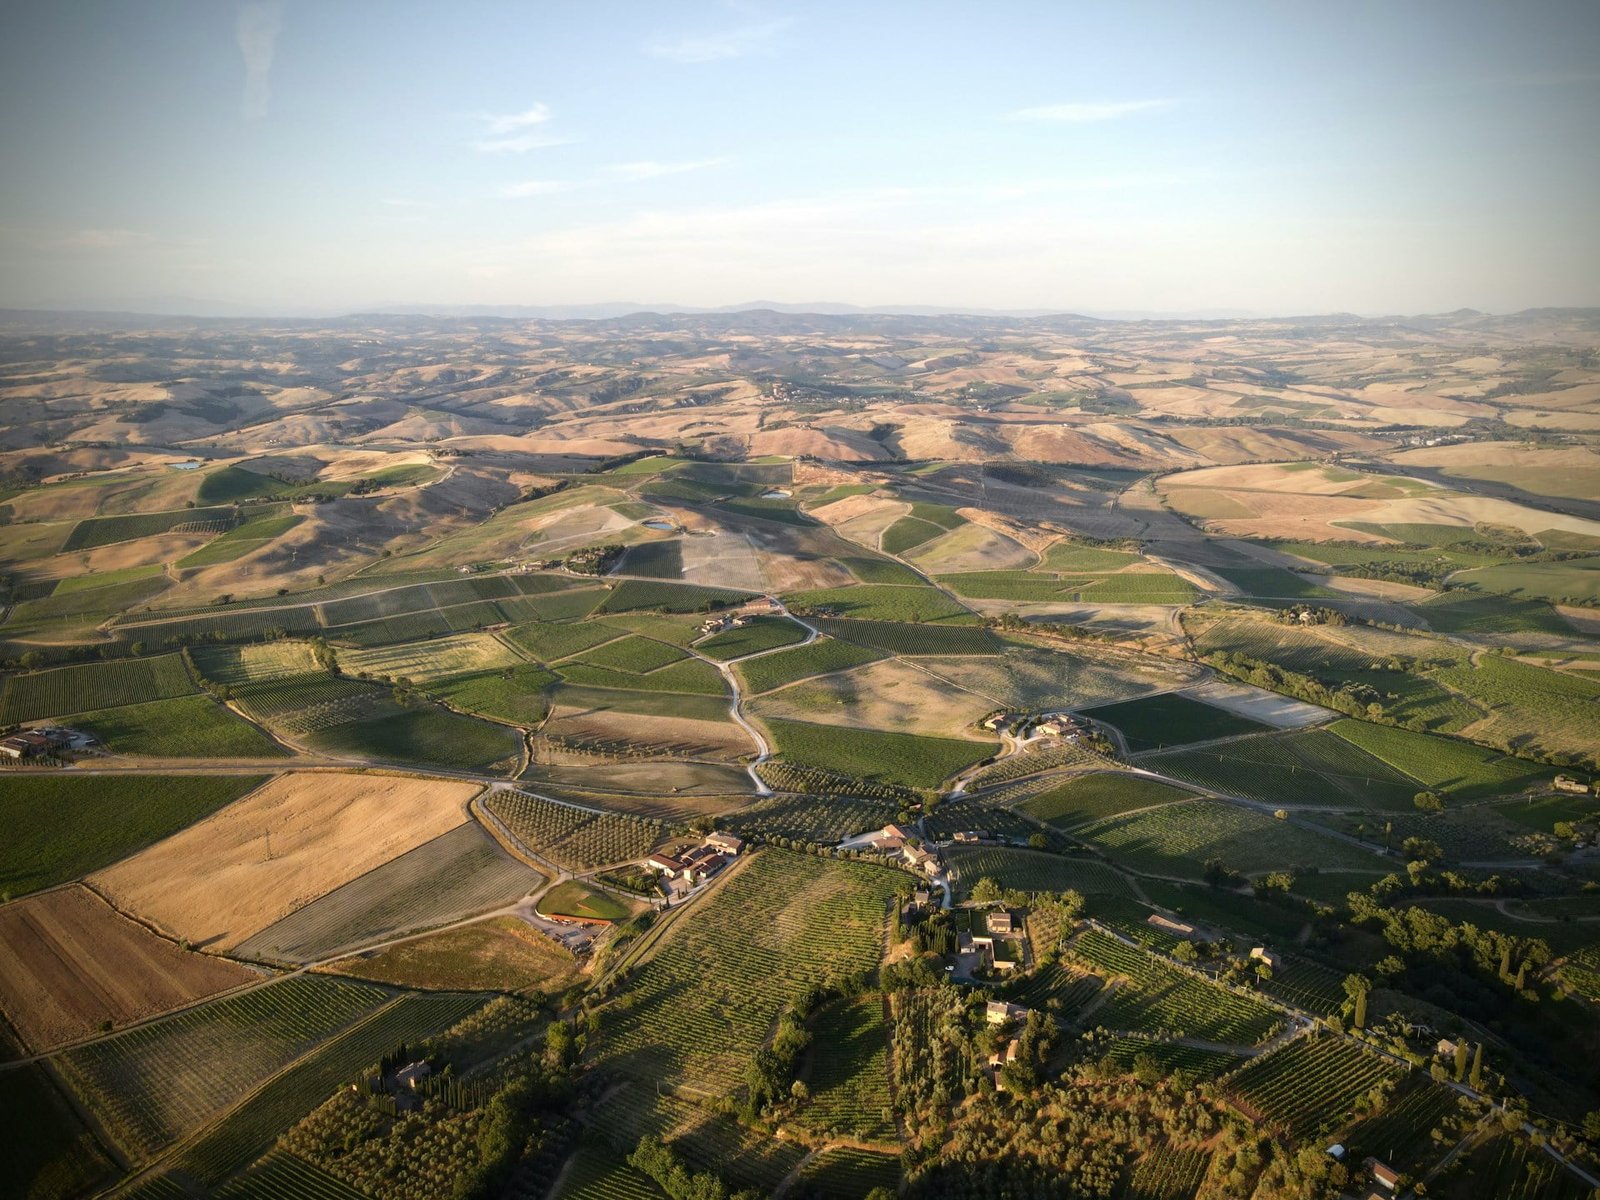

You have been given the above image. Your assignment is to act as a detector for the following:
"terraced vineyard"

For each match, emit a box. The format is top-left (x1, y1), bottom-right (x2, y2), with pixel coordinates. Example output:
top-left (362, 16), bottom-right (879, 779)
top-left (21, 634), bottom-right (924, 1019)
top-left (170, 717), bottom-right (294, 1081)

top-left (945, 846), bottom-right (1136, 899)
top-left (789, 1148), bottom-right (901, 1198)
top-left (1123, 1146), bottom-right (1211, 1199)
top-left (1343, 1075), bottom-right (1461, 1174)
top-left (801, 994), bottom-right (895, 1141)
top-left (597, 850), bottom-right (900, 1095)
top-left (1019, 773), bottom-right (1194, 829)
top-left (0, 653), bottom-right (197, 724)
top-left (1100, 1037), bottom-right (1243, 1083)
top-left (485, 791), bottom-right (663, 869)
top-left (1073, 799), bottom-right (1381, 879)
top-left (1069, 930), bottom-right (1283, 1046)
top-left (173, 991), bottom-right (490, 1186)
top-left (1225, 1035), bottom-right (1399, 1140)
top-left (1142, 728), bottom-right (1420, 810)
top-left (57, 976), bottom-right (388, 1158)
top-left (725, 792), bottom-right (900, 844)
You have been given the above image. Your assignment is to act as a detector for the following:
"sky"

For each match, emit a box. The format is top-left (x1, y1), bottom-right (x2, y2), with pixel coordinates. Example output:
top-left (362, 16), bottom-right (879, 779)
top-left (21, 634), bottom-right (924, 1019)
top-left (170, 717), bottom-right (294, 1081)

top-left (1, 0), bottom-right (1597, 317)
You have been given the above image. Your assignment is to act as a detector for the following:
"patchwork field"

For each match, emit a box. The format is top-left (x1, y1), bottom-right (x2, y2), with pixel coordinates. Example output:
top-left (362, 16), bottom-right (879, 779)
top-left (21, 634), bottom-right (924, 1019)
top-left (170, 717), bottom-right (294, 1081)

top-left (0, 885), bottom-right (257, 1051)
top-left (90, 773), bottom-right (480, 951)
top-left (233, 822), bottom-right (544, 963)
top-left (0, 773), bottom-right (268, 897)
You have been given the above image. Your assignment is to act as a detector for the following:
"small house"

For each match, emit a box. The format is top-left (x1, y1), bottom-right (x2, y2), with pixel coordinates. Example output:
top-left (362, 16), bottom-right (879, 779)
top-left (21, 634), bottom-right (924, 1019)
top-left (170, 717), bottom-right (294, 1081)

top-left (394, 1061), bottom-right (432, 1091)
top-left (1249, 946), bottom-right (1281, 971)
top-left (704, 831), bottom-right (744, 855)
top-left (647, 853), bottom-right (686, 875)
top-left (902, 846), bottom-right (939, 876)
top-left (1146, 913), bottom-right (1198, 939)
top-left (1554, 774), bottom-right (1591, 795)
top-left (1365, 1158), bottom-right (1400, 1192)
top-left (986, 910), bottom-right (1016, 936)
top-left (985, 1000), bottom-right (1026, 1025)
top-left (1435, 1038), bottom-right (1459, 1059)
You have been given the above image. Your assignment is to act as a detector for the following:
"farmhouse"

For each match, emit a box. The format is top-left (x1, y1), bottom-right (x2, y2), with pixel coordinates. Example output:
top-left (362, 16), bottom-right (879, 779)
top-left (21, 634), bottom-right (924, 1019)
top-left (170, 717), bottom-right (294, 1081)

top-left (1249, 946), bottom-right (1281, 971)
top-left (986, 910), bottom-right (1016, 936)
top-left (902, 845), bottom-right (940, 875)
top-left (952, 830), bottom-right (990, 844)
top-left (1364, 1158), bottom-right (1400, 1191)
top-left (394, 1061), bottom-right (432, 1091)
top-left (704, 831), bottom-right (744, 855)
top-left (647, 853), bottom-right (686, 875)
top-left (1146, 913), bottom-right (1199, 940)
top-left (985, 1000), bottom-right (1027, 1025)
top-left (1436, 1038), bottom-right (1459, 1059)
top-left (1554, 774), bottom-right (1592, 795)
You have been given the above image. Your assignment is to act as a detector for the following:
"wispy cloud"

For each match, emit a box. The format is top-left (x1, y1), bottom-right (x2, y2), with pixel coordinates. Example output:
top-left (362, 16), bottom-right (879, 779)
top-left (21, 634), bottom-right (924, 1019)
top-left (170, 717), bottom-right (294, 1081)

top-left (500, 180), bottom-right (574, 198)
top-left (645, 17), bottom-right (792, 63)
top-left (1008, 99), bottom-right (1175, 123)
top-left (236, 3), bottom-right (283, 120)
top-left (606, 158), bottom-right (729, 181)
top-left (473, 103), bottom-right (572, 153)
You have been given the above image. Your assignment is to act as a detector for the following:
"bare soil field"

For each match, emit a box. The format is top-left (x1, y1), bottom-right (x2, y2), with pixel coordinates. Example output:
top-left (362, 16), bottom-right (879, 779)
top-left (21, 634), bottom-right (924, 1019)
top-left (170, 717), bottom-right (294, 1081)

top-left (678, 528), bottom-right (767, 592)
top-left (1180, 680), bottom-right (1332, 728)
top-left (541, 706), bottom-right (751, 762)
top-left (0, 885), bottom-right (257, 1050)
top-left (90, 773), bottom-right (479, 952)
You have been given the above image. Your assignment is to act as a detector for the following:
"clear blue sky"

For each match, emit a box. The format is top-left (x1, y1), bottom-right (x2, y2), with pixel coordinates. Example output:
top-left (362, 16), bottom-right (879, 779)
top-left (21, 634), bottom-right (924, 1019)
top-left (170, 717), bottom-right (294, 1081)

top-left (2, 0), bottom-right (1596, 315)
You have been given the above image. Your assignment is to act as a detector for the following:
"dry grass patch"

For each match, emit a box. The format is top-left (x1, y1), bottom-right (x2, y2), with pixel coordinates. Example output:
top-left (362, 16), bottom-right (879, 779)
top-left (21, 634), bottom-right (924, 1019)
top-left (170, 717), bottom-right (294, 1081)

top-left (0, 886), bottom-right (256, 1051)
top-left (749, 657), bottom-right (994, 737)
top-left (90, 773), bottom-right (479, 952)
top-left (326, 916), bottom-right (579, 993)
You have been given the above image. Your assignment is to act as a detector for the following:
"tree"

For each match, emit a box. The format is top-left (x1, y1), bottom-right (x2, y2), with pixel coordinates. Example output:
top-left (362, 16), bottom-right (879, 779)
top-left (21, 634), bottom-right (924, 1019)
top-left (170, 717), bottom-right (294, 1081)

top-left (19, 650), bottom-right (43, 671)
top-left (1028, 832), bottom-right (1048, 851)
top-left (1413, 791), bottom-right (1445, 813)
top-left (1454, 1039), bottom-right (1469, 1082)
top-left (1344, 973), bottom-right (1371, 1029)
top-left (1469, 1042), bottom-right (1484, 1090)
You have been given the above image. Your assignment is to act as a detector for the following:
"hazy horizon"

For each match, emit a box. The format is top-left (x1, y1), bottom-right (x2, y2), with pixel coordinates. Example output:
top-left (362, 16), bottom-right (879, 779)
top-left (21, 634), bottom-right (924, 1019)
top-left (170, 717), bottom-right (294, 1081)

top-left (3, 0), bottom-right (1598, 316)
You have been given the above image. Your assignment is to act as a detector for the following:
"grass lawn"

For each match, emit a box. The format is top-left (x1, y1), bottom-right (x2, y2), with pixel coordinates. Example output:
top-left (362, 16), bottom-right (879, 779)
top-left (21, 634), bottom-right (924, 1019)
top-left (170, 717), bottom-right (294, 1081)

top-left (537, 880), bottom-right (635, 922)
top-left (0, 773), bottom-right (268, 896)
top-left (762, 717), bottom-right (993, 789)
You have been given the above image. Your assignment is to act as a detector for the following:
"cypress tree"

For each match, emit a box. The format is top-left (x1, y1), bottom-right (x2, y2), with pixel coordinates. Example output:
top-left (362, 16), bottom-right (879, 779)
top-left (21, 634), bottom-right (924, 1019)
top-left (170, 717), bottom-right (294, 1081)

top-left (1454, 1039), bottom-right (1469, 1082)
top-left (1354, 987), bottom-right (1367, 1030)
top-left (1470, 1042), bottom-right (1484, 1090)
top-left (1500, 943), bottom-right (1513, 980)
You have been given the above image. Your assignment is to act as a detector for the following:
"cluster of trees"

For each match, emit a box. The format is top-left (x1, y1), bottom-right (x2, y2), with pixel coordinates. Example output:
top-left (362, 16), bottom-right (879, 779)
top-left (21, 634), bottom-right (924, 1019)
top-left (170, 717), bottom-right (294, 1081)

top-left (627, 1137), bottom-right (757, 1200)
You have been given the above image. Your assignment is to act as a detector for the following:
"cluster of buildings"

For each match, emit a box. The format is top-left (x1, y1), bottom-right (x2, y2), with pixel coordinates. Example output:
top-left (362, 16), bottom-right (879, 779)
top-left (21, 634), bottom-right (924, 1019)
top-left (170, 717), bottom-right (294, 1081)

top-left (1325, 1145), bottom-right (1401, 1194)
top-left (980, 710), bottom-right (1090, 741)
top-left (0, 726), bottom-right (94, 760)
top-left (962, 909), bottom-right (1022, 972)
top-left (859, 824), bottom-right (941, 876)
top-left (698, 612), bottom-right (754, 636)
top-left (647, 831), bottom-right (744, 902)
top-left (1554, 774), bottom-right (1595, 796)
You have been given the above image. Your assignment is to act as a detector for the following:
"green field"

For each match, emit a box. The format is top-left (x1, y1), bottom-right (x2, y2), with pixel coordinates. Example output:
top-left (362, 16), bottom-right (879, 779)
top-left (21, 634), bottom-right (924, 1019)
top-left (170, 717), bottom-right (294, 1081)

top-left (504, 619), bottom-right (625, 661)
top-left (1226, 1034), bottom-right (1399, 1140)
top-left (539, 879), bottom-right (634, 921)
top-left (62, 505), bottom-right (239, 551)
top-left (1040, 541), bottom-right (1143, 572)
top-left (1456, 557), bottom-right (1600, 605)
top-left (176, 512), bottom-right (302, 568)
top-left (1074, 799), bottom-right (1381, 879)
top-left (302, 704), bottom-right (521, 772)
top-left (734, 636), bottom-right (885, 694)
top-left (799, 994), bottom-right (895, 1141)
top-left (340, 632), bottom-right (522, 683)
top-left (784, 583), bottom-right (973, 623)
top-left (694, 616), bottom-right (807, 660)
top-left (78, 693), bottom-right (285, 758)
top-left (430, 663), bottom-right (556, 725)
top-left (1018, 773), bottom-right (1195, 829)
top-left (485, 790), bottom-right (663, 869)
top-left (1142, 728), bottom-right (1422, 810)
top-left (0, 653), bottom-right (198, 724)
top-left (0, 1062), bottom-right (115, 1200)
top-left (571, 634), bottom-right (689, 674)
top-left (1212, 566), bottom-right (1338, 599)
top-left (1083, 692), bottom-right (1272, 753)
top-left (1328, 719), bottom-right (1552, 797)
top-left (944, 846), bottom-right (1135, 899)
top-left (57, 976), bottom-right (389, 1159)
top-left (811, 616), bottom-right (999, 655)
top-left (881, 515), bottom-right (948, 554)
top-left (0, 772), bottom-right (267, 896)
top-left (597, 579), bottom-right (754, 614)
top-left (51, 563), bottom-right (166, 594)
top-left (598, 850), bottom-right (900, 1095)
top-left (763, 717), bottom-right (993, 789)
top-left (1419, 591), bottom-right (1574, 637)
